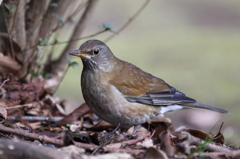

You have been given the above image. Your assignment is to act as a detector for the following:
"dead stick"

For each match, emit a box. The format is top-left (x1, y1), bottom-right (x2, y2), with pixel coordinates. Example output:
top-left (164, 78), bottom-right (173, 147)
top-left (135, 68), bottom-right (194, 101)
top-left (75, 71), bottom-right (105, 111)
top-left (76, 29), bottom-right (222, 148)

top-left (0, 124), bottom-right (144, 154)
top-left (0, 78), bottom-right (10, 89)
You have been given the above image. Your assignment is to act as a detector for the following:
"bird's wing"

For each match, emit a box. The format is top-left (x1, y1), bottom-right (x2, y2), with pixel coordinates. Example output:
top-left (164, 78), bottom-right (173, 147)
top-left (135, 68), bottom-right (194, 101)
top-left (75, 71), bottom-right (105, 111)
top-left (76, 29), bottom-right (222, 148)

top-left (109, 60), bottom-right (196, 106)
top-left (109, 60), bottom-right (228, 114)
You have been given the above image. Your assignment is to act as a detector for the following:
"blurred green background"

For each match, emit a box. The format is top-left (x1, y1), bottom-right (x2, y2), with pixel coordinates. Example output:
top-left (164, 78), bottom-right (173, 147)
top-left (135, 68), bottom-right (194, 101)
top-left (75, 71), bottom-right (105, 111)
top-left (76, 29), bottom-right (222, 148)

top-left (55, 0), bottom-right (240, 145)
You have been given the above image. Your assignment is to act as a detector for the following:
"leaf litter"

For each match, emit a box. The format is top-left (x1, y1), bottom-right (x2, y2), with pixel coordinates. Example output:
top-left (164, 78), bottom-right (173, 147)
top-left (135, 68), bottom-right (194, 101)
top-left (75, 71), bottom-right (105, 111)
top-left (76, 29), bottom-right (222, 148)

top-left (0, 80), bottom-right (239, 159)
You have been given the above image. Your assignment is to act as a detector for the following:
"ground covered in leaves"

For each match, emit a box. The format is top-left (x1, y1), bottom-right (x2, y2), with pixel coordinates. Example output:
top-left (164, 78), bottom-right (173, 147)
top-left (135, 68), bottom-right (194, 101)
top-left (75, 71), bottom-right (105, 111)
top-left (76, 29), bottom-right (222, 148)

top-left (0, 80), bottom-right (240, 159)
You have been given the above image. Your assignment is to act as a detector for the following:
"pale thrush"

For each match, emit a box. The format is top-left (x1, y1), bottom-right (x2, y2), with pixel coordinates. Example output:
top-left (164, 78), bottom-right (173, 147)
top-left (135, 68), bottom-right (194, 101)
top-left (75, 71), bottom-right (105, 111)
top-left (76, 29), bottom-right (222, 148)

top-left (69, 39), bottom-right (228, 130)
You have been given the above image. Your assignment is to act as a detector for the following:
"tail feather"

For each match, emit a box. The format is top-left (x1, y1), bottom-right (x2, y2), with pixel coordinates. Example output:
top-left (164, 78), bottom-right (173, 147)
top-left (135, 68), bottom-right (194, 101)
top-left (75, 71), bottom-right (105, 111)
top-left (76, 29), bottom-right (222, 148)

top-left (183, 102), bottom-right (229, 114)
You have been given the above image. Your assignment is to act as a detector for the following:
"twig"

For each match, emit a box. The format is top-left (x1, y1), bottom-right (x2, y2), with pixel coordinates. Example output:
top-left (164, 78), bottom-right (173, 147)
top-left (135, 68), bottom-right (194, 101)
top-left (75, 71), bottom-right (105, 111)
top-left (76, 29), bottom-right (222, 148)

top-left (192, 149), bottom-right (240, 158)
top-left (104, 0), bottom-right (151, 42)
top-left (0, 124), bottom-right (98, 149)
top-left (62, 1), bottom-right (88, 28)
top-left (46, 95), bottom-right (67, 115)
top-left (218, 122), bottom-right (224, 133)
top-left (51, 65), bottom-right (69, 94)
top-left (5, 102), bottom-right (36, 110)
top-left (7, 116), bottom-right (63, 122)
top-left (0, 139), bottom-right (71, 159)
top-left (0, 124), bottom-right (144, 154)
top-left (1, 4), bottom-right (15, 59)
top-left (121, 132), bottom-right (150, 146)
top-left (177, 131), bottom-right (230, 154)
top-left (9, 0), bottom-right (20, 60)
top-left (22, 30), bottom-right (107, 52)
top-left (9, 0), bottom-right (19, 36)
top-left (0, 124), bottom-right (64, 145)
top-left (49, 29), bottom-right (107, 46)
top-left (0, 78), bottom-right (10, 89)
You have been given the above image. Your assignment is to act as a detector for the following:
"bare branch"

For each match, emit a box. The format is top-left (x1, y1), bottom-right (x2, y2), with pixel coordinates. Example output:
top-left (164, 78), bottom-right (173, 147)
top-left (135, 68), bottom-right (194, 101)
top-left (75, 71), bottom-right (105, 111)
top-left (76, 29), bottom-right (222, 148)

top-left (3, 0), bottom-right (27, 52)
top-left (23, 29), bottom-right (107, 52)
top-left (0, 78), bottom-right (9, 89)
top-left (0, 121), bottom-right (145, 154)
top-left (0, 139), bottom-right (71, 159)
top-left (8, 116), bottom-right (63, 122)
top-left (25, 0), bottom-right (50, 60)
top-left (39, 0), bottom-right (82, 40)
top-left (57, 0), bottom-right (99, 65)
top-left (193, 150), bottom-right (240, 158)
top-left (176, 131), bottom-right (230, 154)
top-left (43, 0), bottom-right (99, 93)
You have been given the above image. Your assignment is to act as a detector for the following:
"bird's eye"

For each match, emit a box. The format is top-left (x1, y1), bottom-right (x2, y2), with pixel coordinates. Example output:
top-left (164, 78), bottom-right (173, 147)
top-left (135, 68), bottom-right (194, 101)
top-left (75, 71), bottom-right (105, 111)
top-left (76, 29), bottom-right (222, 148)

top-left (93, 48), bottom-right (100, 55)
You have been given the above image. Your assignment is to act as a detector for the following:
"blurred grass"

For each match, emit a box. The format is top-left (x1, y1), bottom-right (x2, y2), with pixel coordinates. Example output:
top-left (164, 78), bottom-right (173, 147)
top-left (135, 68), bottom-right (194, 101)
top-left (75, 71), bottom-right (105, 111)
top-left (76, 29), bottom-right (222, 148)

top-left (55, 0), bottom-right (240, 144)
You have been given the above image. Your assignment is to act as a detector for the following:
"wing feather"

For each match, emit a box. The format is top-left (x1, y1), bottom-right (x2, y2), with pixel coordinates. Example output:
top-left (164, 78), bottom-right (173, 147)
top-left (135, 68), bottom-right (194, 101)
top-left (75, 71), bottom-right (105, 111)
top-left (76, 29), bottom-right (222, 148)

top-left (108, 59), bottom-right (228, 113)
top-left (109, 60), bottom-right (195, 106)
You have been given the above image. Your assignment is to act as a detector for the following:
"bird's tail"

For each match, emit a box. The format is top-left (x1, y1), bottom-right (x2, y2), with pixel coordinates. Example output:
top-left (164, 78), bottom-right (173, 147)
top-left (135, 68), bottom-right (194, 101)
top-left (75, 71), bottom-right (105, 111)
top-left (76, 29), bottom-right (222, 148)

top-left (183, 102), bottom-right (229, 114)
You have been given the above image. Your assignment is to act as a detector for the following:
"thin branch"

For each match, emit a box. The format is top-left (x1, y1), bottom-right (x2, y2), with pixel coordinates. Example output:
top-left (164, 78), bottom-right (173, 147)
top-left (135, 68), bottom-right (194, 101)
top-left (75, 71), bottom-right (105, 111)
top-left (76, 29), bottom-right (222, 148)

top-left (104, 0), bottom-right (151, 42)
top-left (9, 0), bottom-right (19, 35)
top-left (22, 30), bottom-right (107, 52)
top-left (1, 4), bottom-right (15, 59)
top-left (54, 0), bottom-right (88, 32)
top-left (0, 124), bottom-right (145, 154)
top-left (177, 131), bottom-right (230, 154)
top-left (51, 66), bottom-right (69, 94)
top-left (0, 124), bottom-right (64, 145)
top-left (0, 139), bottom-right (71, 159)
top-left (8, 116), bottom-right (63, 122)
top-left (193, 150), bottom-right (240, 158)
top-left (48, 29), bottom-right (107, 46)
top-left (2, 0), bottom-right (21, 60)
top-left (0, 78), bottom-right (10, 89)
top-left (42, 0), bottom-right (99, 92)
top-left (5, 102), bottom-right (36, 110)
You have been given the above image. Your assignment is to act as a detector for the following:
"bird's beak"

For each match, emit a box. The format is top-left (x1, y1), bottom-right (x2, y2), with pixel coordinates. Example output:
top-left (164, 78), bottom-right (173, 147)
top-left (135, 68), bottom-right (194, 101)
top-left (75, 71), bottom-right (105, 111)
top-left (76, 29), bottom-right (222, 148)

top-left (68, 50), bottom-right (91, 58)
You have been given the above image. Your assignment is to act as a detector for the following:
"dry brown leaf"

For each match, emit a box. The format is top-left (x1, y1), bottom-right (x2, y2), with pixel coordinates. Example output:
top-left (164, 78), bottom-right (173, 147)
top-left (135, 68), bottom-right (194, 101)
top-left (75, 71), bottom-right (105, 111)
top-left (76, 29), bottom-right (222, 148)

top-left (180, 128), bottom-right (211, 140)
top-left (127, 126), bottom-right (149, 134)
top-left (106, 143), bottom-right (122, 149)
top-left (0, 53), bottom-right (22, 77)
top-left (0, 106), bottom-right (7, 123)
top-left (58, 103), bottom-right (91, 126)
top-left (212, 122), bottom-right (225, 144)
top-left (28, 122), bottom-right (41, 129)
top-left (137, 137), bottom-right (153, 148)
top-left (69, 121), bottom-right (83, 132)
top-left (144, 147), bottom-right (168, 159)
top-left (85, 120), bottom-right (115, 131)
top-left (0, 100), bottom-right (7, 123)
top-left (212, 132), bottom-right (225, 145)
top-left (159, 130), bottom-right (174, 156)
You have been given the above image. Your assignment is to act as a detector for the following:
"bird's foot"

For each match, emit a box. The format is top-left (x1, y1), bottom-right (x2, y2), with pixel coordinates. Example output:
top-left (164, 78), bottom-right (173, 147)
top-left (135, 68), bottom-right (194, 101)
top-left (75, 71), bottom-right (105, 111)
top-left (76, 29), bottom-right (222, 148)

top-left (98, 123), bottom-right (121, 146)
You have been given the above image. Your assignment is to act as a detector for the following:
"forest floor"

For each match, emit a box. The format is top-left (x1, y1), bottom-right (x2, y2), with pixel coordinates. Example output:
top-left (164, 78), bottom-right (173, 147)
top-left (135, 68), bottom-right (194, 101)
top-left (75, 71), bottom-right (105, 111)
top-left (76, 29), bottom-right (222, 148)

top-left (0, 80), bottom-right (239, 159)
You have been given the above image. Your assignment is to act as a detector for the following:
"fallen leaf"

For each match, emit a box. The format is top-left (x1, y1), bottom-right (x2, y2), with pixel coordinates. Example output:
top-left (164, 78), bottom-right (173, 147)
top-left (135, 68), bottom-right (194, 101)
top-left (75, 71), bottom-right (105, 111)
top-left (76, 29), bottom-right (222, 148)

top-left (212, 122), bottom-right (225, 144)
top-left (144, 147), bottom-right (168, 159)
top-left (58, 103), bottom-right (91, 126)
top-left (180, 128), bottom-right (211, 141)
top-left (106, 143), bottom-right (122, 149)
top-left (137, 137), bottom-right (153, 148)
top-left (0, 105), bottom-right (7, 123)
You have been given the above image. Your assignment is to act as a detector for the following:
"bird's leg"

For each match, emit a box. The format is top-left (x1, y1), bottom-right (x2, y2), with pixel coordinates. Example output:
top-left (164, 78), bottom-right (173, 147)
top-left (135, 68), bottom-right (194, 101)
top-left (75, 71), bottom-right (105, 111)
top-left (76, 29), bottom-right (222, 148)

top-left (109, 123), bottom-right (121, 135)
top-left (99, 123), bottom-right (121, 146)
top-left (133, 125), bottom-right (141, 133)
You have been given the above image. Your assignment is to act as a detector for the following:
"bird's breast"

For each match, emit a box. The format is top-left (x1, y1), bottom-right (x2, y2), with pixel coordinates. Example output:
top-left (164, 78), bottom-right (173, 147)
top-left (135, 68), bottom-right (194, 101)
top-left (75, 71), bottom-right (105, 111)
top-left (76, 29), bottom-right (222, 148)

top-left (81, 70), bottom-right (161, 127)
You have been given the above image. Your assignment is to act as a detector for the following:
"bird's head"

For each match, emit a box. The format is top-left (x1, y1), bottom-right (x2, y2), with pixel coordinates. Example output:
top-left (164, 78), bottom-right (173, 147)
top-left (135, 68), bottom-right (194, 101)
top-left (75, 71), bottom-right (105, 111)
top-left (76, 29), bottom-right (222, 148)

top-left (69, 39), bottom-right (115, 71)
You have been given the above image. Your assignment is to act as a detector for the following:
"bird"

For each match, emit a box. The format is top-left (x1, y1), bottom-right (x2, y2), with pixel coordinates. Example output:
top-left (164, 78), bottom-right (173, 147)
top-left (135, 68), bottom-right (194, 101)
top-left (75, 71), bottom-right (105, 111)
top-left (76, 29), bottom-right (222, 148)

top-left (69, 39), bottom-right (228, 131)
